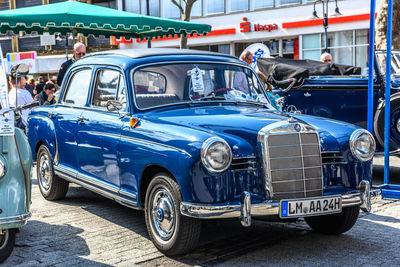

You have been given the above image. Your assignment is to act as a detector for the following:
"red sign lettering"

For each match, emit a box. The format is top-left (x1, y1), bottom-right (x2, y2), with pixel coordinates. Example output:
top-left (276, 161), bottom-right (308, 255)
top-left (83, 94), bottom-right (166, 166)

top-left (240, 17), bottom-right (250, 33)
top-left (240, 17), bottom-right (278, 33)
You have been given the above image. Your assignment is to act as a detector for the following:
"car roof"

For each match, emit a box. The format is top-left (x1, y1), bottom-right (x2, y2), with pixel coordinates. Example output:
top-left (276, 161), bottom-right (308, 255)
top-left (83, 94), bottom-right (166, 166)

top-left (93, 48), bottom-right (238, 59)
top-left (74, 48), bottom-right (243, 69)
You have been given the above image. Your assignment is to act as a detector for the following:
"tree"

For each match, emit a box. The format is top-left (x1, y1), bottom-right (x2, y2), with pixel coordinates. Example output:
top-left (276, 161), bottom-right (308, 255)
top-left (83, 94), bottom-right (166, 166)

top-left (375, 0), bottom-right (400, 50)
top-left (171, 0), bottom-right (198, 49)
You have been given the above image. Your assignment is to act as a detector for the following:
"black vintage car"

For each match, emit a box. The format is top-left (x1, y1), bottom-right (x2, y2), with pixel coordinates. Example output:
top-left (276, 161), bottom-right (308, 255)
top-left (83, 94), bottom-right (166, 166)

top-left (258, 50), bottom-right (400, 150)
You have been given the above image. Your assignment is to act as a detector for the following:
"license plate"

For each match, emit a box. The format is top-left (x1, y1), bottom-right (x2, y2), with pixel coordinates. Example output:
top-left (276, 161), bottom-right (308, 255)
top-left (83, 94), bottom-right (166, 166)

top-left (280, 196), bottom-right (342, 218)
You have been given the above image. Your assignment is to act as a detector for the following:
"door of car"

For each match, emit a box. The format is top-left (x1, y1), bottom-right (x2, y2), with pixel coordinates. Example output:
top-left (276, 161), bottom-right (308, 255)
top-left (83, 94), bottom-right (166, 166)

top-left (53, 67), bottom-right (93, 172)
top-left (76, 68), bottom-right (127, 189)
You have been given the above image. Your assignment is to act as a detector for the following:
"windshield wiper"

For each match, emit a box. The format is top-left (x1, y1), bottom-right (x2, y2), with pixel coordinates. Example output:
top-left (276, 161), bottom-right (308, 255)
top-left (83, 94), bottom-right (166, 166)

top-left (194, 96), bottom-right (226, 101)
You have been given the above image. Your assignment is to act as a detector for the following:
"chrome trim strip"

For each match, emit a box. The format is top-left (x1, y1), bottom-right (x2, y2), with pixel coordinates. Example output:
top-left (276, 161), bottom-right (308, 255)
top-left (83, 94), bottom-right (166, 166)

top-left (120, 135), bottom-right (192, 158)
top-left (54, 165), bottom-right (76, 177)
top-left (0, 212), bottom-right (31, 225)
top-left (119, 188), bottom-right (137, 200)
top-left (181, 193), bottom-right (363, 220)
top-left (65, 130), bottom-right (191, 158)
top-left (232, 168), bottom-right (257, 172)
top-left (54, 167), bottom-right (138, 208)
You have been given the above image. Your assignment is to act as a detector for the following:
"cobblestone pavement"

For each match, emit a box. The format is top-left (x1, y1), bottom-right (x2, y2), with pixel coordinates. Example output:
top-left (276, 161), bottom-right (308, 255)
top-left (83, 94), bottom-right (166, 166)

top-left (2, 158), bottom-right (400, 267)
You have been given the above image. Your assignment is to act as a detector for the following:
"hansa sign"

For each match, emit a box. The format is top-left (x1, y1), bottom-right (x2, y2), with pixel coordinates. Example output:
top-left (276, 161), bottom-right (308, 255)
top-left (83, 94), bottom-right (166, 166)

top-left (0, 45), bottom-right (14, 135)
top-left (245, 43), bottom-right (270, 71)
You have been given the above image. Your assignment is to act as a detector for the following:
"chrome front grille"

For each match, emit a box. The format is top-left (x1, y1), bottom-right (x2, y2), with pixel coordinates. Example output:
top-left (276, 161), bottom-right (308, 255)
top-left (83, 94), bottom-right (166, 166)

top-left (321, 151), bottom-right (345, 164)
top-left (259, 122), bottom-right (323, 200)
top-left (231, 156), bottom-right (257, 171)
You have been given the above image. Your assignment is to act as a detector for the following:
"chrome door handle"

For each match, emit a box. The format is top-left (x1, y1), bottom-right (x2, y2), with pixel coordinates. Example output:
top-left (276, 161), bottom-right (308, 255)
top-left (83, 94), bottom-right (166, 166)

top-left (48, 112), bottom-right (57, 119)
top-left (77, 116), bottom-right (89, 123)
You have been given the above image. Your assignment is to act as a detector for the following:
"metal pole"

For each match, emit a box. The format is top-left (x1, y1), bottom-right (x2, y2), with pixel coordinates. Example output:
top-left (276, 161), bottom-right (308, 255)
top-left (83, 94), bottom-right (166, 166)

top-left (367, 0), bottom-right (376, 134)
top-left (384, 0), bottom-right (393, 185)
top-left (146, 0), bottom-right (151, 48)
top-left (323, 1), bottom-right (329, 52)
top-left (65, 35), bottom-right (68, 60)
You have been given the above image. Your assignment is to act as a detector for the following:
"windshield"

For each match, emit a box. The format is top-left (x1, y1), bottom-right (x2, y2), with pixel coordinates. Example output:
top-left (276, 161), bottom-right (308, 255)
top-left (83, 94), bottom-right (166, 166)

top-left (376, 50), bottom-right (400, 75)
top-left (132, 63), bottom-right (272, 109)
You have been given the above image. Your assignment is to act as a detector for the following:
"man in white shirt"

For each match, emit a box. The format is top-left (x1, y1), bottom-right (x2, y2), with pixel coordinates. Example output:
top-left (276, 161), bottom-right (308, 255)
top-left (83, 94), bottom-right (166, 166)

top-left (8, 64), bottom-right (33, 127)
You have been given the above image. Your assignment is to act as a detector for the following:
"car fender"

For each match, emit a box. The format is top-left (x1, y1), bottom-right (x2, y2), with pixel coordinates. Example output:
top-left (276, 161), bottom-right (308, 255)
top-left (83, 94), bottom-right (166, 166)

top-left (27, 115), bottom-right (57, 161)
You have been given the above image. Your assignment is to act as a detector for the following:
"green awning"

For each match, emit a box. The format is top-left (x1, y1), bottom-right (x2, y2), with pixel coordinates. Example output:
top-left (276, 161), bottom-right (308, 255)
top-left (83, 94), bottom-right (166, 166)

top-left (0, 1), bottom-right (211, 39)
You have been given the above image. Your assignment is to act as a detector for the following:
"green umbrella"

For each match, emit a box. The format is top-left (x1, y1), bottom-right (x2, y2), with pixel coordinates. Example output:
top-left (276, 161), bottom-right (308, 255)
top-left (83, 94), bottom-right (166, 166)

top-left (0, 1), bottom-right (211, 39)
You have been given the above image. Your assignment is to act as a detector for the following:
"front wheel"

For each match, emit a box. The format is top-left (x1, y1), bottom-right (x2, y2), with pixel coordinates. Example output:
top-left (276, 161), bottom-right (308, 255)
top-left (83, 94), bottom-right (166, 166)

top-left (36, 145), bottom-right (69, 200)
top-left (305, 205), bottom-right (360, 235)
top-left (145, 173), bottom-right (201, 255)
top-left (0, 229), bottom-right (16, 263)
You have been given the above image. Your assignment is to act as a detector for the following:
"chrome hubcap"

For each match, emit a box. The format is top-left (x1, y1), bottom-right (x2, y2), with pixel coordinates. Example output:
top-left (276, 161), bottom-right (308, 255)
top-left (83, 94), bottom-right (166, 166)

top-left (39, 154), bottom-right (51, 191)
top-left (396, 117), bottom-right (400, 133)
top-left (151, 188), bottom-right (175, 241)
top-left (0, 230), bottom-right (9, 250)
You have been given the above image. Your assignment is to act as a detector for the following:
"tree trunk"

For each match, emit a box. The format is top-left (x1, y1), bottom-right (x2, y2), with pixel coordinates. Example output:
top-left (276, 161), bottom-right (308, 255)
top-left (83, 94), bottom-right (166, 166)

top-left (180, 36), bottom-right (188, 49)
top-left (375, 0), bottom-right (400, 50)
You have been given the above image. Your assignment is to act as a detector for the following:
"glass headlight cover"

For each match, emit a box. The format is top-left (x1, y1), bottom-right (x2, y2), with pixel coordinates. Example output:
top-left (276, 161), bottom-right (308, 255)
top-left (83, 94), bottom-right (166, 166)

top-left (350, 129), bottom-right (376, 161)
top-left (201, 137), bottom-right (232, 173)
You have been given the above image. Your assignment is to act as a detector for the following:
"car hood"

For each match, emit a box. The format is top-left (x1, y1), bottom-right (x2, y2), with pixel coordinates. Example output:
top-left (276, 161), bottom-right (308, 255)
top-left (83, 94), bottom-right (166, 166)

top-left (142, 104), bottom-right (359, 154)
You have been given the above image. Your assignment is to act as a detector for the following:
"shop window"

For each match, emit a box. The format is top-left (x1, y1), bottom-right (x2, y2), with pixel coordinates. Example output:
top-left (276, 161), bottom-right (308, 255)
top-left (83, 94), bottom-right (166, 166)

top-left (278, 0), bottom-right (300, 6)
top-left (302, 30), bottom-right (369, 68)
top-left (323, 30), bottom-right (352, 49)
top-left (191, 0), bottom-right (202, 17)
top-left (230, 0), bottom-right (248, 12)
top-left (205, 0), bottom-right (224, 15)
top-left (92, 0), bottom-right (116, 9)
top-left (264, 40), bottom-right (279, 56)
top-left (16, 0), bottom-right (41, 8)
top-left (141, 0), bottom-right (160, 16)
top-left (254, 0), bottom-right (274, 9)
top-left (124, 0), bottom-right (140, 13)
top-left (162, 0), bottom-right (181, 18)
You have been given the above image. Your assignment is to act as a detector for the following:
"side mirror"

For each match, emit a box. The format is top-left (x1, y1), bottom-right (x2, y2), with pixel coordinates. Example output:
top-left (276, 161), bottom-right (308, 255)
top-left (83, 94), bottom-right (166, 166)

top-left (106, 100), bottom-right (123, 112)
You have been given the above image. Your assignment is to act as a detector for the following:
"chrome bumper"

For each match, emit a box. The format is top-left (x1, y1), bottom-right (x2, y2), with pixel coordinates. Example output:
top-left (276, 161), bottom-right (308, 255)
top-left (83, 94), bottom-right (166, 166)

top-left (0, 212), bottom-right (31, 227)
top-left (180, 181), bottom-right (381, 227)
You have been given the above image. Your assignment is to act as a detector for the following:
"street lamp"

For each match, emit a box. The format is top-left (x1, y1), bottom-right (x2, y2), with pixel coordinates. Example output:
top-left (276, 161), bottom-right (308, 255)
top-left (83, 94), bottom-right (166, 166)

top-left (311, 0), bottom-right (342, 53)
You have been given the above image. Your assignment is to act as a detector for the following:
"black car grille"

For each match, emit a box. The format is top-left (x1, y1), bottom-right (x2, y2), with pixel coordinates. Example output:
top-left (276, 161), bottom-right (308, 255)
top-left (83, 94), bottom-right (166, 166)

top-left (231, 156), bottom-right (257, 171)
top-left (266, 132), bottom-right (323, 200)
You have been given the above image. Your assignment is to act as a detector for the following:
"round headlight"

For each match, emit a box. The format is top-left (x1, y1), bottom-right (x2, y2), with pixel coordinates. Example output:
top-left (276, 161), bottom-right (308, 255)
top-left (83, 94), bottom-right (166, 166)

top-left (0, 157), bottom-right (6, 179)
top-left (201, 137), bottom-right (232, 173)
top-left (350, 129), bottom-right (376, 161)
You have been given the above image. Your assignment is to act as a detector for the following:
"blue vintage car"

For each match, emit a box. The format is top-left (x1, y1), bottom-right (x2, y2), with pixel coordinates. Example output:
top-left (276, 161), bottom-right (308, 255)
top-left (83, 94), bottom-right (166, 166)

top-left (27, 49), bottom-right (376, 255)
top-left (258, 51), bottom-right (400, 150)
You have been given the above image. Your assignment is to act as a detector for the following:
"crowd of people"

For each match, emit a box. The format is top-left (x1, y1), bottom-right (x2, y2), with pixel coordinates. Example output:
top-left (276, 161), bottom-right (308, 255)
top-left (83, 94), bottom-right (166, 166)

top-left (7, 42), bottom-right (87, 129)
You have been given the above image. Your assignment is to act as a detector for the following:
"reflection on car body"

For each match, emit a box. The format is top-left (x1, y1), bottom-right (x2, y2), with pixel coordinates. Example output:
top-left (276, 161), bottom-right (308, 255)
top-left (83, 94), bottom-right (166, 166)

top-left (27, 49), bottom-right (376, 255)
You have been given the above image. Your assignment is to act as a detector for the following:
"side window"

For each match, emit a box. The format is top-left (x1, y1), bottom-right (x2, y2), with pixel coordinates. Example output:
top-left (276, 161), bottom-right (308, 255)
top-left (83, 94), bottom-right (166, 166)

top-left (63, 69), bottom-right (92, 106)
top-left (92, 69), bottom-right (121, 108)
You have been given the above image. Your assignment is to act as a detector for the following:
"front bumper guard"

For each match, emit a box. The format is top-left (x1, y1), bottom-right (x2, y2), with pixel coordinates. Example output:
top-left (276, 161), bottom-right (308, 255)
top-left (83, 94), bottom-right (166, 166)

top-left (0, 212), bottom-right (31, 228)
top-left (181, 180), bottom-right (381, 227)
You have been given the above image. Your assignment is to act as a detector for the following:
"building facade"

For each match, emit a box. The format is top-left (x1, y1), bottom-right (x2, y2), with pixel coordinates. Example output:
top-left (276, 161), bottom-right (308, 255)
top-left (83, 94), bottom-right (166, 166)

top-left (118, 0), bottom-right (378, 68)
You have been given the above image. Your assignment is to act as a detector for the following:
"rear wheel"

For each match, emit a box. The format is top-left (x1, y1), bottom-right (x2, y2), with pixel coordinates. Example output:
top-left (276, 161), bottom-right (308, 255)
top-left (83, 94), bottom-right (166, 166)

top-left (37, 145), bottom-right (69, 200)
top-left (145, 173), bottom-right (201, 255)
top-left (305, 205), bottom-right (360, 235)
top-left (374, 93), bottom-right (400, 150)
top-left (0, 229), bottom-right (16, 263)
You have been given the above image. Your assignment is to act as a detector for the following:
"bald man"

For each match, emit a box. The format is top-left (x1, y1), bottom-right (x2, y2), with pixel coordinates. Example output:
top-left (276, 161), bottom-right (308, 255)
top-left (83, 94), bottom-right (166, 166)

top-left (57, 42), bottom-right (86, 86)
